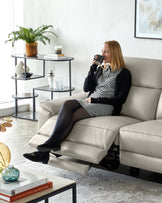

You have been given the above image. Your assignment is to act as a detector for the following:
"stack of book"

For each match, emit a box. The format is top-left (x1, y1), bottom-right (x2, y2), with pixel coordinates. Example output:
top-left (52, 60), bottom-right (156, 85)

top-left (0, 171), bottom-right (53, 202)
top-left (43, 53), bottom-right (66, 59)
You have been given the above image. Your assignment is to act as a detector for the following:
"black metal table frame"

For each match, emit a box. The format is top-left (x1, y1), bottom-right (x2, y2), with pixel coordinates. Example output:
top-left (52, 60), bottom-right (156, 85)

top-left (27, 182), bottom-right (77, 203)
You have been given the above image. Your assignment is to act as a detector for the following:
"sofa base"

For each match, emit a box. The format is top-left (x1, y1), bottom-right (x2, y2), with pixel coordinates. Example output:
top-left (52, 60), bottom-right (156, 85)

top-left (120, 151), bottom-right (162, 174)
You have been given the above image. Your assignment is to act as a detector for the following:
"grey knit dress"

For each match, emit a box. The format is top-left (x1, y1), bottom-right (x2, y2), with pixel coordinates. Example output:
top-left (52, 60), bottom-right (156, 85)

top-left (77, 66), bottom-right (122, 117)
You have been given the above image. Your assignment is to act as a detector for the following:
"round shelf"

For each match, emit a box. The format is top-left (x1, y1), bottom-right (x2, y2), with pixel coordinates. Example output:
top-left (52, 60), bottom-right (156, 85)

top-left (12, 93), bottom-right (38, 99)
top-left (11, 54), bottom-right (74, 61)
top-left (33, 86), bottom-right (75, 93)
top-left (11, 75), bottom-right (44, 80)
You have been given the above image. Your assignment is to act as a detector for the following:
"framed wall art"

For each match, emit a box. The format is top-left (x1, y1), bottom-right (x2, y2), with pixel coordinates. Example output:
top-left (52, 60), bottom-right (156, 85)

top-left (134, 0), bottom-right (162, 39)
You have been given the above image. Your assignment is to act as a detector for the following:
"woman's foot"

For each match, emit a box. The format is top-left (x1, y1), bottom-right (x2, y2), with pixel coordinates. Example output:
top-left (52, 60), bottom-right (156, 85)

top-left (23, 151), bottom-right (49, 164)
top-left (37, 142), bottom-right (61, 152)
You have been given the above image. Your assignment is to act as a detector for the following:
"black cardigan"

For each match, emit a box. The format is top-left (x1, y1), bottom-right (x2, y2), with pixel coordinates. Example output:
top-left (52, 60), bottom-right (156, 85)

top-left (83, 64), bottom-right (132, 115)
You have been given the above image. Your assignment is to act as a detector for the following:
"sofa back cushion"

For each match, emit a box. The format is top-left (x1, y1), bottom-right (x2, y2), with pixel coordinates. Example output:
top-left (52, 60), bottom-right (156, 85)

top-left (156, 92), bottom-right (162, 119)
top-left (124, 57), bottom-right (162, 89)
top-left (121, 86), bottom-right (160, 121)
top-left (121, 57), bottom-right (162, 121)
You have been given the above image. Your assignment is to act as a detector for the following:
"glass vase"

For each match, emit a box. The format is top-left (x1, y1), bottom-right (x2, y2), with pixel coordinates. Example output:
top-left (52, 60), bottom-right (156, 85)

top-left (2, 165), bottom-right (20, 182)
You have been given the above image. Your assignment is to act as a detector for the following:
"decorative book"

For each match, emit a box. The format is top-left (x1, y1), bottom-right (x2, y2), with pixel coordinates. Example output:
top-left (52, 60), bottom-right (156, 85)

top-left (43, 53), bottom-right (65, 59)
top-left (0, 181), bottom-right (53, 202)
top-left (0, 171), bottom-right (48, 195)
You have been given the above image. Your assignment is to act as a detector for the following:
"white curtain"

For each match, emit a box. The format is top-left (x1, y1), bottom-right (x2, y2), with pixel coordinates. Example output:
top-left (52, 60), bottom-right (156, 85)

top-left (0, 0), bottom-right (23, 103)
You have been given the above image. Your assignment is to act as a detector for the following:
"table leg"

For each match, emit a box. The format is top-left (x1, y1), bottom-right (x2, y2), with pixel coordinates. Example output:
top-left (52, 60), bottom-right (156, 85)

top-left (15, 58), bottom-right (18, 116)
top-left (45, 198), bottom-right (49, 203)
top-left (51, 91), bottom-right (53, 100)
top-left (15, 98), bottom-right (18, 116)
top-left (69, 60), bottom-right (72, 96)
top-left (72, 183), bottom-right (77, 203)
top-left (33, 89), bottom-right (35, 119)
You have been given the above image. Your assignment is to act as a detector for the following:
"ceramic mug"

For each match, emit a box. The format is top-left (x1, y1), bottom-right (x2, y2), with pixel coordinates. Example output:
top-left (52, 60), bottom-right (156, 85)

top-left (94, 54), bottom-right (104, 66)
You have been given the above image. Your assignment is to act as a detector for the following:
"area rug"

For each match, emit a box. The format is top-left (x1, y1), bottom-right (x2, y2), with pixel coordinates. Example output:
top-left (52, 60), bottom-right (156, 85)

top-left (15, 160), bottom-right (162, 203)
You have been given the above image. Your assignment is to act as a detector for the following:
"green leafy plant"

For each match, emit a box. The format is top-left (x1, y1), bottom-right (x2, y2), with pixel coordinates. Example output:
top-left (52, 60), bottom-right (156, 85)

top-left (5, 25), bottom-right (57, 46)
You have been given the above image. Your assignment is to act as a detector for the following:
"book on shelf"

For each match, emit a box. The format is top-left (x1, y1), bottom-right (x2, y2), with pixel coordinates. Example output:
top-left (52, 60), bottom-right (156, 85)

top-left (43, 53), bottom-right (66, 59)
top-left (0, 171), bottom-right (48, 195)
top-left (0, 181), bottom-right (53, 202)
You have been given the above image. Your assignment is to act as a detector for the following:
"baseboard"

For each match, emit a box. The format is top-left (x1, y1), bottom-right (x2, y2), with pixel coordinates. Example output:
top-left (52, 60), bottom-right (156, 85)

top-left (0, 101), bottom-right (30, 117)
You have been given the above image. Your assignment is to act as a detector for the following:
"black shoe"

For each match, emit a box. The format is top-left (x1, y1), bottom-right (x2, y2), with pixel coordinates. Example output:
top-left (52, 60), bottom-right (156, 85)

top-left (23, 151), bottom-right (49, 164)
top-left (37, 142), bottom-right (61, 152)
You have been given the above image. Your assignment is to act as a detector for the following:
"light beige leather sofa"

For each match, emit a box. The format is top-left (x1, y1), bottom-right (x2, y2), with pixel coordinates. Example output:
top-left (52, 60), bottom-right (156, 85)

top-left (29, 57), bottom-right (162, 176)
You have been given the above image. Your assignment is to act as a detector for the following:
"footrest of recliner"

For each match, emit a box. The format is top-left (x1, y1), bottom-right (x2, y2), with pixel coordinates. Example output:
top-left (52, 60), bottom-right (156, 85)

top-left (48, 154), bottom-right (90, 176)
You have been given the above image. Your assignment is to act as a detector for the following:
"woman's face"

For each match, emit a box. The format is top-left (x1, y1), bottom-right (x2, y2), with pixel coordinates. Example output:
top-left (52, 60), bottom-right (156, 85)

top-left (102, 43), bottom-right (111, 64)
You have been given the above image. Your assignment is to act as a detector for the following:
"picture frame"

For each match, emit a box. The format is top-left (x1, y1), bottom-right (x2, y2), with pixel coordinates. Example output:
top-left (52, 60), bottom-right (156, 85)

top-left (134, 0), bottom-right (162, 40)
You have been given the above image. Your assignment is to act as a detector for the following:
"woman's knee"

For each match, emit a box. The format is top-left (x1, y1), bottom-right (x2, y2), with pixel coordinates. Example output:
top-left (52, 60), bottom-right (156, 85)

top-left (62, 99), bottom-right (80, 110)
top-left (71, 107), bottom-right (90, 123)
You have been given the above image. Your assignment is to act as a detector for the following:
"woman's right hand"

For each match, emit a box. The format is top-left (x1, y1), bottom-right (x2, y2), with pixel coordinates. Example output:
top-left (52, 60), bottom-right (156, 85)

top-left (86, 97), bottom-right (91, 103)
top-left (92, 59), bottom-right (96, 65)
top-left (90, 63), bottom-right (97, 72)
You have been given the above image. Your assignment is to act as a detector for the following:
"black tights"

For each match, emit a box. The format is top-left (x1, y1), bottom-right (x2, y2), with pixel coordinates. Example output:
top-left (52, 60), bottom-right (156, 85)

top-left (45, 99), bottom-right (91, 146)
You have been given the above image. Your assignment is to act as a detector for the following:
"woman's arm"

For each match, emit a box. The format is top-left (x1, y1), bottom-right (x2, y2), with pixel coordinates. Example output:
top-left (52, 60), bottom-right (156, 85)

top-left (90, 69), bottom-right (132, 105)
top-left (83, 64), bottom-right (98, 92)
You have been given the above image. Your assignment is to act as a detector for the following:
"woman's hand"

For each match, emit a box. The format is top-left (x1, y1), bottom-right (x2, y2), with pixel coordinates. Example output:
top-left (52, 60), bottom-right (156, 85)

top-left (86, 97), bottom-right (91, 103)
top-left (92, 59), bottom-right (96, 65)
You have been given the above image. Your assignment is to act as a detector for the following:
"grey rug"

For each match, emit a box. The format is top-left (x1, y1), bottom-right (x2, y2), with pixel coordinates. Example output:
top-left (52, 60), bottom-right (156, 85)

top-left (15, 160), bottom-right (162, 203)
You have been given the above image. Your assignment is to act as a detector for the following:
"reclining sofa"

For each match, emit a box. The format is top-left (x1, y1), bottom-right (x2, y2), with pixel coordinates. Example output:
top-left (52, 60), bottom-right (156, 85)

top-left (29, 57), bottom-right (162, 176)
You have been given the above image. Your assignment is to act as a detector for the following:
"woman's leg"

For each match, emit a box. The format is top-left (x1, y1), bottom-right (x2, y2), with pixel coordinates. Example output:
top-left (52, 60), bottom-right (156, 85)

top-left (24, 99), bottom-right (90, 162)
top-left (37, 99), bottom-right (90, 151)
top-left (57, 106), bottom-right (91, 143)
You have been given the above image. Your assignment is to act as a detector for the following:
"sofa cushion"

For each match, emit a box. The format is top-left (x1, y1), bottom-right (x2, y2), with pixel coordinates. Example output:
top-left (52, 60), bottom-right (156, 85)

top-left (121, 86), bottom-right (161, 121)
top-left (125, 57), bottom-right (162, 89)
top-left (36, 115), bottom-right (140, 149)
top-left (156, 92), bottom-right (162, 119)
top-left (66, 116), bottom-right (140, 148)
top-left (120, 120), bottom-right (162, 159)
top-left (39, 92), bottom-right (88, 115)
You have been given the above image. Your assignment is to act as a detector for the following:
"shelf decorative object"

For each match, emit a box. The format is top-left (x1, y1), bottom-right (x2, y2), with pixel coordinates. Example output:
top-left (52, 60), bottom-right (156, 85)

top-left (2, 165), bottom-right (20, 182)
top-left (55, 45), bottom-right (62, 54)
top-left (5, 25), bottom-right (57, 56)
top-left (15, 61), bottom-right (30, 77)
top-left (48, 69), bottom-right (55, 88)
top-left (0, 142), bottom-right (11, 174)
top-left (21, 72), bottom-right (33, 78)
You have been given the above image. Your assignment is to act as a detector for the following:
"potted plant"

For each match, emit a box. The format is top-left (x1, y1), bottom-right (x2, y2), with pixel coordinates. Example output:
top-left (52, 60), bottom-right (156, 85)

top-left (5, 25), bottom-right (57, 57)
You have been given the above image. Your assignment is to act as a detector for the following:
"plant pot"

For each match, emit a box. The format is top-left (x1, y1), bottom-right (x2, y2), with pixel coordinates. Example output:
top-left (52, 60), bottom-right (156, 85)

top-left (25, 42), bottom-right (37, 57)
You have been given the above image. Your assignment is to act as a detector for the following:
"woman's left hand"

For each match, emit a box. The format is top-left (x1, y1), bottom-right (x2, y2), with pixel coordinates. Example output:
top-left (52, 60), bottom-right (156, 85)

top-left (86, 97), bottom-right (91, 103)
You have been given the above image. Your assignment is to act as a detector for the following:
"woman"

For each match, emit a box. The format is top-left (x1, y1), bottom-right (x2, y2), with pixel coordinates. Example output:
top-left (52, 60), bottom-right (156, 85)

top-left (23, 40), bottom-right (132, 164)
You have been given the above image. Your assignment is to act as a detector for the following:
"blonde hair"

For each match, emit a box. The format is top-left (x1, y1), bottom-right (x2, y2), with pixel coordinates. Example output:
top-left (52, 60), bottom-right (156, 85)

top-left (104, 40), bottom-right (126, 71)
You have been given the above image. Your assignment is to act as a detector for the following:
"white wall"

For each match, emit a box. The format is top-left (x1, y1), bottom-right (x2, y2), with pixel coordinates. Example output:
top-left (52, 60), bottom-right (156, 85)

top-left (0, 0), bottom-right (24, 103)
top-left (21, 0), bottom-right (162, 109)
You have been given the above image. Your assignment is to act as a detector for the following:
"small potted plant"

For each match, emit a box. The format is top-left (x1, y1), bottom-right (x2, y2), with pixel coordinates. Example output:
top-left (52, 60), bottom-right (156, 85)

top-left (5, 25), bottom-right (57, 57)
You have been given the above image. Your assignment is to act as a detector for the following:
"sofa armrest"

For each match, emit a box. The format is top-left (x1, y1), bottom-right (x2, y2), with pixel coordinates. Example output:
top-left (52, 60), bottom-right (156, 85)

top-left (38, 106), bottom-right (53, 130)
top-left (38, 91), bottom-right (88, 129)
